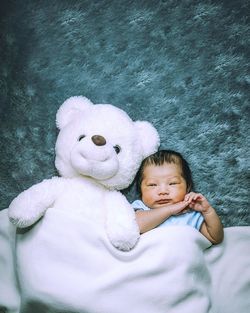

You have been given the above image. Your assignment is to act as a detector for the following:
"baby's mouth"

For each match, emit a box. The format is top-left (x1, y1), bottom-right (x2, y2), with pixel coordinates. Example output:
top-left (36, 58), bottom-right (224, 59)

top-left (156, 199), bottom-right (172, 205)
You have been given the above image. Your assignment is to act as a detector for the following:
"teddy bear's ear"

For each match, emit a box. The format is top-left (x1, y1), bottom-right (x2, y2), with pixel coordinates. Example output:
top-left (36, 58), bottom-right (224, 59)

top-left (135, 121), bottom-right (160, 158)
top-left (56, 96), bottom-right (93, 129)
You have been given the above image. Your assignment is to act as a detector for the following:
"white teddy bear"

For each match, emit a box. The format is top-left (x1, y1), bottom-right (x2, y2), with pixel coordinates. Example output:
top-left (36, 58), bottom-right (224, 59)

top-left (8, 96), bottom-right (160, 251)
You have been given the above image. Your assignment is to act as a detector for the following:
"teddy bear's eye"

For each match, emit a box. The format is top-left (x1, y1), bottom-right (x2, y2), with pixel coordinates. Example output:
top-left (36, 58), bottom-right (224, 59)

top-left (78, 135), bottom-right (86, 141)
top-left (113, 145), bottom-right (121, 154)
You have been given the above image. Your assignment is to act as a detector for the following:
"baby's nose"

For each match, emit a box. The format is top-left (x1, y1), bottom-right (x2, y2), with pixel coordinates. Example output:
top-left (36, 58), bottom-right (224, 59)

top-left (159, 185), bottom-right (169, 194)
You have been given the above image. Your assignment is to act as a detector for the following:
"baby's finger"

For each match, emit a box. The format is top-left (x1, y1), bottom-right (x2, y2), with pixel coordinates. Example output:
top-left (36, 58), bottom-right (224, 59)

top-left (184, 198), bottom-right (192, 205)
top-left (180, 200), bottom-right (190, 207)
top-left (185, 192), bottom-right (194, 201)
top-left (194, 193), bottom-right (205, 201)
top-left (186, 192), bottom-right (197, 202)
top-left (171, 201), bottom-right (189, 214)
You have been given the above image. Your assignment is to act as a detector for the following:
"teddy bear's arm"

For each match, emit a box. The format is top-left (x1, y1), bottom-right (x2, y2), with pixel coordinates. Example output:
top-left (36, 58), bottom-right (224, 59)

top-left (8, 177), bottom-right (64, 228)
top-left (105, 191), bottom-right (140, 251)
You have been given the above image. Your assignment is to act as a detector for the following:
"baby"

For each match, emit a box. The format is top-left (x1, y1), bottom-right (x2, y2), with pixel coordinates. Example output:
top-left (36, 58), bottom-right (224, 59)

top-left (132, 150), bottom-right (224, 244)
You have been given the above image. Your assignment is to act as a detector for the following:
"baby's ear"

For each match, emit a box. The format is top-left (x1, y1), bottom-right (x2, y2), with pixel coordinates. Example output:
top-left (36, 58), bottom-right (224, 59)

top-left (56, 96), bottom-right (93, 129)
top-left (134, 121), bottom-right (160, 158)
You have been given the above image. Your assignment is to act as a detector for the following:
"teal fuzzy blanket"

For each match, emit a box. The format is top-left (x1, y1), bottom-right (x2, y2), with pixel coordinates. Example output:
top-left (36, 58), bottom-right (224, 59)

top-left (0, 0), bottom-right (249, 226)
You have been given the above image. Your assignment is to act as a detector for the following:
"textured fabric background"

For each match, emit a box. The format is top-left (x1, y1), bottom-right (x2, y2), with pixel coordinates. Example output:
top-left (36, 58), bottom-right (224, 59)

top-left (0, 0), bottom-right (249, 226)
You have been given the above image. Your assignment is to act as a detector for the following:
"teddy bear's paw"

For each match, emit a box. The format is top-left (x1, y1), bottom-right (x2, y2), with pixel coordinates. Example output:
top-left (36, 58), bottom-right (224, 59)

top-left (110, 237), bottom-right (139, 251)
top-left (108, 228), bottom-right (140, 251)
top-left (8, 209), bottom-right (44, 228)
top-left (106, 217), bottom-right (140, 251)
top-left (9, 216), bottom-right (33, 228)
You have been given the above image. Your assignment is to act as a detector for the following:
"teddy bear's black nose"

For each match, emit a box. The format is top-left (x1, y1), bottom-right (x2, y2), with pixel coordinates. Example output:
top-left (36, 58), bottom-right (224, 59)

top-left (92, 135), bottom-right (106, 146)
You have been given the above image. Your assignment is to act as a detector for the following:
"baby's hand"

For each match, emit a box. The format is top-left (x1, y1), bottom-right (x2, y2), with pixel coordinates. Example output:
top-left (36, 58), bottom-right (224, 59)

top-left (184, 192), bottom-right (212, 214)
top-left (168, 200), bottom-right (190, 216)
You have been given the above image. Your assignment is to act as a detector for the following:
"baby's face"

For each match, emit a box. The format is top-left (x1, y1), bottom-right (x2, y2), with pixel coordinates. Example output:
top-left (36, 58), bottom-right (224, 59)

top-left (141, 163), bottom-right (187, 209)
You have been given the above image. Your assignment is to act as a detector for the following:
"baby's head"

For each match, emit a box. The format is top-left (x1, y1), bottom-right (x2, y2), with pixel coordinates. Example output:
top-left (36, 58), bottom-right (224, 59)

top-left (136, 150), bottom-right (194, 208)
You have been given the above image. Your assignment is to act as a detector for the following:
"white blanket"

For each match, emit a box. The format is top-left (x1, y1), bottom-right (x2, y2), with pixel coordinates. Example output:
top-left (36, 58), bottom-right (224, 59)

top-left (0, 208), bottom-right (250, 313)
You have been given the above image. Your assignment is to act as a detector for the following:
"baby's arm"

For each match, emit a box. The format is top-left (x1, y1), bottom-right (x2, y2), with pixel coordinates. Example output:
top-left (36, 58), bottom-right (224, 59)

top-left (185, 192), bottom-right (224, 244)
top-left (135, 201), bottom-right (190, 234)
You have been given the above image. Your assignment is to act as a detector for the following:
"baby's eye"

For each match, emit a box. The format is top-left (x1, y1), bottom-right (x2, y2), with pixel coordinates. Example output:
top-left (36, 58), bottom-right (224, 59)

top-left (170, 182), bottom-right (178, 185)
top-left (148, 183), bottom-right (157, 187)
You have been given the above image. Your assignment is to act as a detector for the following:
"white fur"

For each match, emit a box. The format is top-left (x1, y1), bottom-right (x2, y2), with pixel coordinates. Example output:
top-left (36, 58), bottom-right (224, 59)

top-left (8, 96), bottom-right (160, 251)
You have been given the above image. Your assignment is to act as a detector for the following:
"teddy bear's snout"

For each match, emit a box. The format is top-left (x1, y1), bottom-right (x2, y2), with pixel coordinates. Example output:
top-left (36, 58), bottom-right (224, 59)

top-left (91, 135), bottom-right (106, 146)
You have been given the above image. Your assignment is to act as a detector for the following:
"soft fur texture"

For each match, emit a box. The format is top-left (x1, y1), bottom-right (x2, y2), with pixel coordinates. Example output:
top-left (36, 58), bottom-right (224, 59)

top-left (0, 1), bottom-right (249, 227)
top-left (8, 96), bottom-right (159, 251)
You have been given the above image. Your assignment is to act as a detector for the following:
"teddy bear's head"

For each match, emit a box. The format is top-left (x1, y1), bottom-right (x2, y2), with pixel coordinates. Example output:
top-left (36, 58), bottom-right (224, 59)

top-left (55, 96), bottom-right (160, 190)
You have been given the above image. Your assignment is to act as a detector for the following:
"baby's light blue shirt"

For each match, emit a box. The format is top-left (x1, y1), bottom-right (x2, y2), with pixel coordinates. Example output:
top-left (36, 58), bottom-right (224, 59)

top-left (132, 200), bottom-right (204, 230)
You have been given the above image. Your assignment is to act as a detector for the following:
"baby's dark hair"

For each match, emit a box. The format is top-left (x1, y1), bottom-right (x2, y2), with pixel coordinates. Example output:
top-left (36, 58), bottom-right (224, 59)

top-left (136, 149), bottom-right (194, 196)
